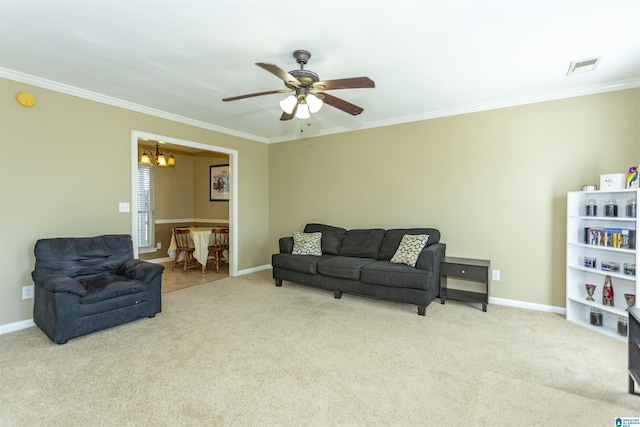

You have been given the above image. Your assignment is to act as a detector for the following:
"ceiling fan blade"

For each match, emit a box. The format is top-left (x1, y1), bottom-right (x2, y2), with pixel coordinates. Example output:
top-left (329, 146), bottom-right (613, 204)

top-left (222, 89), bottom-right (291, 102)
top-left (280, 111), bottom-right (294, 121)
top-left (256, 63), bottom-right (301, 87)
top-left (313, 77), bottom-right (375, 91)
top-left (280, 104), bottom-right (296, 121)
top-left (317, 92), bottom-right (364, 116)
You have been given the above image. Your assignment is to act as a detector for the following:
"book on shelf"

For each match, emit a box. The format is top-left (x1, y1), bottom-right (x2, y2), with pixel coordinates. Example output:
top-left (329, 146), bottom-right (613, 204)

top-left (583, 227), bottom-right (636, 249)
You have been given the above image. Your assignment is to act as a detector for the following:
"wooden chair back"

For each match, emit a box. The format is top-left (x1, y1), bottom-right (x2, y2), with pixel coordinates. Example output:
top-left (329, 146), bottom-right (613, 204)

top-left (210, 227), bottom-right (229, 249)
top-left (173, 228), bottom-right (193, 250)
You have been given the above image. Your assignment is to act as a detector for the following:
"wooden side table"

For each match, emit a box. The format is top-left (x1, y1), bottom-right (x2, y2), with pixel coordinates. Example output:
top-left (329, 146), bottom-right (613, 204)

top-left (629, 307), bottom-right (640, 396)
top-left (440, 256), bottom-right (491, 312)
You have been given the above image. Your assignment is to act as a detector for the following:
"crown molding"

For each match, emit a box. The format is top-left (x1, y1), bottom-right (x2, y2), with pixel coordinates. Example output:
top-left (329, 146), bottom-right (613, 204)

top-left (3, 68), bottom-right (638, 145)
top-left (267, 77), bottom-right (640, 144)
top-left (0, 68), bottom-right (269, 144)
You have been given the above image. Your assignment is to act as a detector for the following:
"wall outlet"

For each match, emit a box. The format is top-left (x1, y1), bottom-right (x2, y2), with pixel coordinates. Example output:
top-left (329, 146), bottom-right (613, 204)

top-left (22, 285), bottom-right (34, 300)
top-left (492, 270), bottom-right (501, 281)
top-left (156, 242), bottom-right (162, 249)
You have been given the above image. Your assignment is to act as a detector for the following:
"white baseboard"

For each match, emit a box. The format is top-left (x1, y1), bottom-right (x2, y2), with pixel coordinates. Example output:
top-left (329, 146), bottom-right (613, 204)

top-left (489, 296), bottom-right (566, 315)
top-left (0, 319), bottom-right (35, 335)
top-left (145, 257), bottom-right (173, 264)
top-left (237, 264), bottom-right (272, 276)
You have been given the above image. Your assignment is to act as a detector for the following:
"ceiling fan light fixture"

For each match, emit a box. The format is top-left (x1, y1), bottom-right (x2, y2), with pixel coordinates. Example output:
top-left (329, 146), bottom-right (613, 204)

top-left (295, 102), bottom-right (310, 119)
top-left (279, 95), bottom-right (297, 114)
top-left (306, 93), bottom-right (323, 113)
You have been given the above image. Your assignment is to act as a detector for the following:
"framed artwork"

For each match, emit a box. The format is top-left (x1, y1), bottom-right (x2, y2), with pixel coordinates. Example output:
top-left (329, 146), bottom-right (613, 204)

top-left (210, 164), bottom-right (230, 201)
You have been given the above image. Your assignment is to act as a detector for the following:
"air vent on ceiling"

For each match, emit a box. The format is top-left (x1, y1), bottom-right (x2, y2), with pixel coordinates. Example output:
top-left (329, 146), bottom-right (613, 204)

top-left (567, 56), bottom-right (602, 75)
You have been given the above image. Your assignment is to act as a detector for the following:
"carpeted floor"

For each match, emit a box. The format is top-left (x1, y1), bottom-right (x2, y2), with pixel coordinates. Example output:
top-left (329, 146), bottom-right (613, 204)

top-left (0, 270), bottom-right (637, 426)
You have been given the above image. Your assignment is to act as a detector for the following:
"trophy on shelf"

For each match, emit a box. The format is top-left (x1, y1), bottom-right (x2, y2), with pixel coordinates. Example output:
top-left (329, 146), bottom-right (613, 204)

top-left (585, 284), bottom-right (596, 301)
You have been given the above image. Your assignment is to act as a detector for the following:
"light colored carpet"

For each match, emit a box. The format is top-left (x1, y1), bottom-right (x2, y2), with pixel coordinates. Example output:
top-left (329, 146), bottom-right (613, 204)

top-left (0, 270), bottom-right (637, 426)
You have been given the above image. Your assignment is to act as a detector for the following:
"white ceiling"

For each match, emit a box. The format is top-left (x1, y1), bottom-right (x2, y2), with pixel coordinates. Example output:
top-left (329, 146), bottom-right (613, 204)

top-left (1, 1), bottom-right (639, 144)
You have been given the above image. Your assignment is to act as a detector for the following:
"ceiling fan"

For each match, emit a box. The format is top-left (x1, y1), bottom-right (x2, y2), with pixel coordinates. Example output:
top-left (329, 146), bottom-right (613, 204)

top-left (222, 50), bottom-right (375, 121)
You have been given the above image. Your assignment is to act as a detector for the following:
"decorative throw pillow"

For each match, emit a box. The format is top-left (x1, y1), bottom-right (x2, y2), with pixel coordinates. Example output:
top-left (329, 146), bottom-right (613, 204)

top-left (390, 234), bottom-right (429, 267)
top-left (292, 231), bottom-right (322, 256)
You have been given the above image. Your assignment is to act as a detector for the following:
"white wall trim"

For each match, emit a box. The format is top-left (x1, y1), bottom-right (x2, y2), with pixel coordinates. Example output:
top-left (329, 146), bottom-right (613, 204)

top-left (131, 131), bottom-right (239, 277)
top-left (4, 67), bottom-right (638, 146)
top-left (0, 319), bottom-right (35, 335)
top-left (237, 264), bottom-right (272, 276)
top-left (155, 218), bottom-right (229, 224)
top-left (489, 296), bottom-right (566, 315)
top-left (0, 68), bottom-right (269, 144)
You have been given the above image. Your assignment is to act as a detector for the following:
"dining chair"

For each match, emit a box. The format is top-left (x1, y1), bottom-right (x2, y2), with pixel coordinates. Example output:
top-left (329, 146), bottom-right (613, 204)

top-left (207, 227), bottom-right (230, 273)
top-left (171, 228), bottom-right (198, 273)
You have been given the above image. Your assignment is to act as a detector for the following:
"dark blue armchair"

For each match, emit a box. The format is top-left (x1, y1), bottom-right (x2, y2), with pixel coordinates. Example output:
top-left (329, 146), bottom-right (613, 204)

top-left (31, 234), bottom-right (163, 344)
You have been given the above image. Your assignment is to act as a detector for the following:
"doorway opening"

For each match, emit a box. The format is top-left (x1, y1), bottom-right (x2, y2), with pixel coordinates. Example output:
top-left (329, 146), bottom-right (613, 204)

top-left (130, 130), bottom-right (238, 277)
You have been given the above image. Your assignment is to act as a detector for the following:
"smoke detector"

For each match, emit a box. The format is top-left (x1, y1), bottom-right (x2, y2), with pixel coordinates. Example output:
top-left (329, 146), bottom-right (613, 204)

top-left (567, 56), bottom-right (602, 75)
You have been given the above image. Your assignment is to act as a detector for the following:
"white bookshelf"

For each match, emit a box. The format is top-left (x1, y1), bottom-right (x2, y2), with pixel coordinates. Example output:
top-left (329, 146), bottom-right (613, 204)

top-left (566, 189), bottom-right (639, 340)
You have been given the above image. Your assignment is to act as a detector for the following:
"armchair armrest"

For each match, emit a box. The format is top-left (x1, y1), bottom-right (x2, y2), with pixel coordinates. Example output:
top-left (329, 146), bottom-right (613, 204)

top-left (118, 259), bottom-right (164, 283)
top-left (415, 243), bottom-right (446, 275)
top-left (279, 237), bottom-right (294, 254)
top-left (31, 268), bottom-right (88, 297)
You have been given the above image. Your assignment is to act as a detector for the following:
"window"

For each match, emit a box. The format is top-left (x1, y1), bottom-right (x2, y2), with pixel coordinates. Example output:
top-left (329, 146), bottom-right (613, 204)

top-left (137, 165), bottom-right (154, 249)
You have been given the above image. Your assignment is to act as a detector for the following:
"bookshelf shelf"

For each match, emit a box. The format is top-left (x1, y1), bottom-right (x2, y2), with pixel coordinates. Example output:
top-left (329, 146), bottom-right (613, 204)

top-left (566, 189), bottom-right (639, 341)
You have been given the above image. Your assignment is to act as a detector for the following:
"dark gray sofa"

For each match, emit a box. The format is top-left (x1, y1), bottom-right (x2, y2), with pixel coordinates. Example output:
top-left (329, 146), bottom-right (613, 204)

top-left (31, 234), bottom-right (164, 344)
top-left (272, 224), bottom-right (446, 315)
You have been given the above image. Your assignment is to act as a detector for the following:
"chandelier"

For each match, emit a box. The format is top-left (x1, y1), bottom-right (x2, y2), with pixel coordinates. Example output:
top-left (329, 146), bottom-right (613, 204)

top-left (140, 142), bottom-right (175, 167)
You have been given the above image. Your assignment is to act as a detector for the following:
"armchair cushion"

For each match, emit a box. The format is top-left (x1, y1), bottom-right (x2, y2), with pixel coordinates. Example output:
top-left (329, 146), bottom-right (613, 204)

top-left (118, 258), bottom-right (164, 282)
top-left (79, 275), bottom-right (147, 304)
top-left (31, 268), bottom-right (88, 296)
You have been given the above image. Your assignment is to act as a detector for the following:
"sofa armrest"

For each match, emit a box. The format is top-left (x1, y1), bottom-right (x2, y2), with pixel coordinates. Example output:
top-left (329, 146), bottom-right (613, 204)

top-left (31, 268), bottom-right (88, 296)
top-left (118, 259), bottom-right (165, 283)
top-left (279, 237), bottom-right (294, 254)
top-left (415, 243), bottom-right (446, 275)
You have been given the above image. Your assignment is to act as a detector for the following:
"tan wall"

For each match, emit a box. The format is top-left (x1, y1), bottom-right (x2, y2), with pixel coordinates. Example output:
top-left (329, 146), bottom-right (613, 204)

top-left (269, 88), bottom-right (640, 308)
top-left (0, 78), bottom-right (269, 326)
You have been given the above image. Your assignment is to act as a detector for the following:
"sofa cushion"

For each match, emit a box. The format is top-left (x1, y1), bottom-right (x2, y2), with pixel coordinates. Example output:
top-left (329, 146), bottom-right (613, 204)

top-left (304, 224), bottom-right (347, 255)
top-left (339, 229), bottom-right (385, 258)
top-left (272, 253), bottom-right (335, 275)
top-left (317, 257), bottom-right (377, 280)
top-left (79, 275), bottom-right (147, 304)
top-left (378, 228), bottom-right (440, 260)
top-left (292, 231), bottom-right (322, 256)
top-left (361, 261), bottom-right (433, 290)
top-left (390, 234), bottom-right (429, 267)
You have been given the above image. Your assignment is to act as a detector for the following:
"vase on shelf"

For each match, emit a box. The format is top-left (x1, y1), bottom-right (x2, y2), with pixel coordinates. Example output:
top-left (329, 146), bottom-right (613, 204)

top-left (602, 275), bottom-right (614, 306)
top-left (625, 293), bottom-right (636, 311)
top-left (585, 284), bottom-right (596, 301)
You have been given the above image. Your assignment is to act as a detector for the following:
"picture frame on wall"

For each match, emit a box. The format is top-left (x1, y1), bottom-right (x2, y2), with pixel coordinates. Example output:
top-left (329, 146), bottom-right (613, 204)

top-left (210, 164), bottom-right (230, 201)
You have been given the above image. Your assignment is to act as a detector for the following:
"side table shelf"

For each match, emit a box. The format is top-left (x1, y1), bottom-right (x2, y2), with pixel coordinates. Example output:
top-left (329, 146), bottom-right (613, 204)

top-left (440, 256), bottom-right (491, 312)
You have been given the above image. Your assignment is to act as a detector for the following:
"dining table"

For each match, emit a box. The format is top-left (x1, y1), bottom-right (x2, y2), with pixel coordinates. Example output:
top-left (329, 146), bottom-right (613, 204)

top-left (167, 226), bottom-right (228, 270)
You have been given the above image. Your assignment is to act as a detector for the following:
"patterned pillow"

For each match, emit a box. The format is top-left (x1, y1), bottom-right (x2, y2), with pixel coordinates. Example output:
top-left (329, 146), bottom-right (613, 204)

top-left (292, 231), bottom-right (322, 256)
top-left (390, 234), bottom-right (429, 267)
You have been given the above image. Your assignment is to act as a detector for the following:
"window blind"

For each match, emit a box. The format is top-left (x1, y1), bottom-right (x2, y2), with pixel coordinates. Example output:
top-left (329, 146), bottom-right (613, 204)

top-left (137, 165), bottom-right (155, 248)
